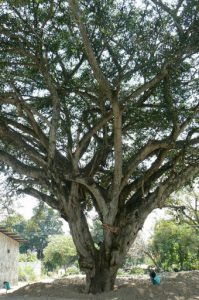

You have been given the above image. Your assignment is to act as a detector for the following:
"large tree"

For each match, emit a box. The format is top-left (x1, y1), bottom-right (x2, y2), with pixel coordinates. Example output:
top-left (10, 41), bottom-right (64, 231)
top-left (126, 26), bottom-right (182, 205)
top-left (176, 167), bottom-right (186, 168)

top-left (0, 0), bottom-right (199, 293)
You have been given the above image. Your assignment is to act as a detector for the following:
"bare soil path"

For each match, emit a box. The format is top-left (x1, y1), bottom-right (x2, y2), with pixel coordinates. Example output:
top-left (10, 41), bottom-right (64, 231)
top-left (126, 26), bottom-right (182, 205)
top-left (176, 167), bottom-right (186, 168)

top-left (0, 271), bottom-right (198, 300)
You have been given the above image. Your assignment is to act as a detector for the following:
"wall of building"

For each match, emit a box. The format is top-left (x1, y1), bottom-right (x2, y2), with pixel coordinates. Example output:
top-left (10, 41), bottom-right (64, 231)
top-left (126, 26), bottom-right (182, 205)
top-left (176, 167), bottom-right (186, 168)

top-left (0, 232), bottom-right (19, 287)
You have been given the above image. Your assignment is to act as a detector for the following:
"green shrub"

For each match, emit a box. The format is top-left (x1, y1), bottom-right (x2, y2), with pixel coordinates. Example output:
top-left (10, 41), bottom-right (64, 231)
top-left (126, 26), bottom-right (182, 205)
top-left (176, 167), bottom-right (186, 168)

top-left (65, 266), bottom-right (80, 275)
top-left (148, 221), bottom-right (199, 271)
top-left (18, 266), bottom-right (26, 281)
top-left (19, 253), bottom-right (38, 262)
top-left (43, 235), bottom-right (77, 272)
top-left (130, 267), bottom-right (145, 275)
top-left (18, 265), bottom-right (36, 282)
top-left (117, 268), bottom-right (128, 276)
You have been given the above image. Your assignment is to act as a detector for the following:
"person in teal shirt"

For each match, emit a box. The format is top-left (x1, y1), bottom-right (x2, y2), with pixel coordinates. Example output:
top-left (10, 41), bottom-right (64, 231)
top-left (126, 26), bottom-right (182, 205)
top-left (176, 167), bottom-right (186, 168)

top-left (149, 270), bottom-right (161, 285)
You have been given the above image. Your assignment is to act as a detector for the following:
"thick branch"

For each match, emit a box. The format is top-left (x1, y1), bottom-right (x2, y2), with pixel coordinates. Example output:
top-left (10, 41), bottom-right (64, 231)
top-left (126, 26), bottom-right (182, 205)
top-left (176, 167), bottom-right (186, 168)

top-left (163, 76), bottom-right (179, 129)
top-left (121, 139), bottom-right (169, 190)
top-left (124, 137), bottom-right (198, 201)
top-left (83, 143), bottom-right (111, 177)
top-left (0, 150), bottom-right (46, 179)
top-left (121, 149), bottom-right (169, 202)
top-left (122, 104), bottom-right (199, 191)
top-left (67, 182), bottom-right (96, 259)
top-left (0, 120), bottom-right (47, 168)
top-left (157, 163), bottom-right (199, 207)
top-left (37, 64), bottom-right (61, 167)
top-left (68, 0), bottom-right (112, 98)
top-left (21, 187), bottom-right (60, 211)
top-left (0, 95), bottom-right (49, 149)
top-left (1, 96), bottom-right (71, 171)
top-left (151, 0), bottom-right (183, 35)
top-left (125, 64), bottom-right (169, 101)
top-left (109, 100), bottom-right (123, 223)
top-left (74, 110), bottom-right (112, 161)
top-left (63, 175), bottom-right (108, 218)
top-left (177, 102), bottom-right (199, 137)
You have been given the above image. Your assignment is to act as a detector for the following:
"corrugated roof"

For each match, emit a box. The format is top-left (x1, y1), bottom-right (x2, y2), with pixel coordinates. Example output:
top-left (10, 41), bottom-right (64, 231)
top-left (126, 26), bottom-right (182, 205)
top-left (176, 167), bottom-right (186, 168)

top-left (0, 226), bottom-right (26, 243)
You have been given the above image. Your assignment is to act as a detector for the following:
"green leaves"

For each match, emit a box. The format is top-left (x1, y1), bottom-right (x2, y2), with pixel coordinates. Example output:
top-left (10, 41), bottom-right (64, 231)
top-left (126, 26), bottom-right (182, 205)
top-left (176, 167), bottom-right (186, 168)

top-left (43, 235), bottom-right (77, 271)
top-left (149, 220), bottom-right (199, 271)
top-left (0, 204), bottom-right (64, 258)
top-left (0, 0), bottom-right (198, 272)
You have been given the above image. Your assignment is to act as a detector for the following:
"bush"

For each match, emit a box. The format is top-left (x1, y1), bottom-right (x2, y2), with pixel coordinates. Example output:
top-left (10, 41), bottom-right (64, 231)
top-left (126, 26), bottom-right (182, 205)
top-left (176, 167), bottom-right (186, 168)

top-left (130, 267), bottom-right (145, 275)
top-left (19, 253), bottom-right (38, 262)
top-left (18, 266), bottom-right (26, 281)
top-left (65, 266), bottom-right (80, 276)
top-left (117, 268), bottom-right (128, 276)
top-left (18, 265), bottom-right (36, 282)
top-left (43, 235), bottom-right (77, 272)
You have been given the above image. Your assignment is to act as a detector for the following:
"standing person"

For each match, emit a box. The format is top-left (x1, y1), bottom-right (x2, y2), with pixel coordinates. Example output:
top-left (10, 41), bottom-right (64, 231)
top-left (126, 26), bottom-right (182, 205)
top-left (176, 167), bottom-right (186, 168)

top-left (149, 270), bottom-right (161, 285)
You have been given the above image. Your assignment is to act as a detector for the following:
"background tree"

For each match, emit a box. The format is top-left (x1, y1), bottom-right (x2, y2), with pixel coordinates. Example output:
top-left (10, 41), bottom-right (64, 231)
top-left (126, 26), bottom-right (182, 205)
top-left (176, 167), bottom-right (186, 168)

top-left (0, 175), bottom-right (17, 216)
top-left (166, 185), bottom-right (199, 232)
top-left (0, 213), bottom-right (26, 233)
top-left (43, 235), bottom-right (77, 272)
top-left (127, 232), bottom-right (146, 266)
top-left (26, 203), bottom-right (64, 258)
top-left (147, 220), bottom-right (199, 271)
top-left (0, 203), bottom-right (64, 258)
top-left (0, 0), bottom-right (199, 293)
top-left (19, 252), bottom-right (38, 262)
top-left (0, 213), bottom-right (29, 253)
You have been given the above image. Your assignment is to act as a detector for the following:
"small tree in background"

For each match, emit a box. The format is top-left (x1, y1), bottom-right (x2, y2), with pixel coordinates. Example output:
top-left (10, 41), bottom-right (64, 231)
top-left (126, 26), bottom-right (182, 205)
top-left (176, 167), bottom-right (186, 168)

top-left (0, 203), bottom-right (64, 258)
top-left (0, 213), bottom-right (29, 253)
top-left (43, 235), bottom-right (77, 272)
top-left (26, 203), bottom-right (64, 258)
top-left (147, 220), bottom-right (199, 271)
top-left (0, 213), bottom-right (27, 233)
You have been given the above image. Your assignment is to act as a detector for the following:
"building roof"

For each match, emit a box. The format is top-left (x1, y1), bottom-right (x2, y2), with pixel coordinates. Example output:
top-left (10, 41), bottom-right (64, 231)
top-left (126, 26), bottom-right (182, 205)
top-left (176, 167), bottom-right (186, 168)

top-left (0, 226), bottom-right (26, 243)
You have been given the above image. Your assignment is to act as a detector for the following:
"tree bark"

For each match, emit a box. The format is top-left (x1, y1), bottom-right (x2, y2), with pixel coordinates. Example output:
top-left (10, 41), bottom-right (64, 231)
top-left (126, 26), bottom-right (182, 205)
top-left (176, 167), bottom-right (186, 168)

top-left (85, 261), bottom-right (118, 293)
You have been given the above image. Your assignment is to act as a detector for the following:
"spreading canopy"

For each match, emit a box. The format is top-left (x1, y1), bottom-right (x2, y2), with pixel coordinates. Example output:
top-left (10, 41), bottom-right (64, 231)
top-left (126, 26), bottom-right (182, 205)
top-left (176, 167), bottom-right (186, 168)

top-left (0, 0), bottom-right (199, 293)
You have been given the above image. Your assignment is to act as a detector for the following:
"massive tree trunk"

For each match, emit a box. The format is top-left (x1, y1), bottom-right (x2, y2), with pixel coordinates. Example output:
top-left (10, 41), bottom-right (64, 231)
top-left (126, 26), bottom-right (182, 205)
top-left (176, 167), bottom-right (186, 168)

top-left (51, 171), bottom-right (198, 293)
top-left (65, 184), bottom-right (149, 293)
top-left (83, 251), bottom-right (119, 293)
top-left (74, 218), bottom-right (144, 293)
top-left (75, 239), bottom-right (124, 293)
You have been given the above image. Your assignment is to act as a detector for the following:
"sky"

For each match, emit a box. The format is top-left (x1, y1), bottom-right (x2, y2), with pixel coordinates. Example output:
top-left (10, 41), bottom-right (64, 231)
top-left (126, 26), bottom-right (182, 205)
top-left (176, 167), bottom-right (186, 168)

top-left (15, 195), bottom-right (70, 234)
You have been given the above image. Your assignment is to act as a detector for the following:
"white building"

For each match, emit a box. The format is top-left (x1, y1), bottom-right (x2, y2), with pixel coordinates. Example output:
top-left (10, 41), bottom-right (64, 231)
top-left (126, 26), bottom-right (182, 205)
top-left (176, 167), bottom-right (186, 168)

top-left (0, 227), bottom-right (25, 287)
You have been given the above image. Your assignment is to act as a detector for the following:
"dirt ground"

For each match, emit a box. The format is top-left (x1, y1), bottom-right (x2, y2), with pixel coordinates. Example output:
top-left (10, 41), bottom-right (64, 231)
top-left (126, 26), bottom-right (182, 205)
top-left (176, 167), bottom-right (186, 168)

top-left (0, 271), bottom-right (198, 300)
